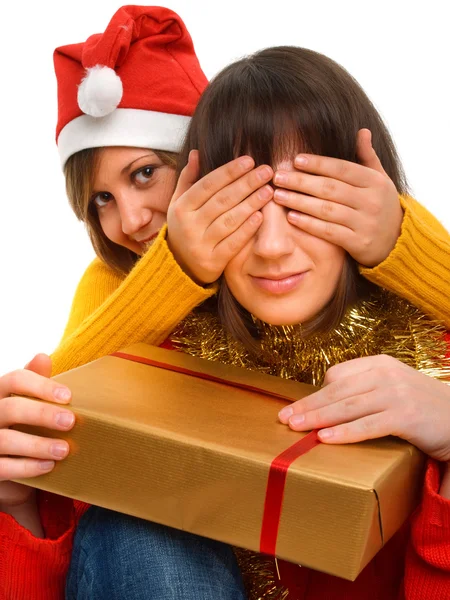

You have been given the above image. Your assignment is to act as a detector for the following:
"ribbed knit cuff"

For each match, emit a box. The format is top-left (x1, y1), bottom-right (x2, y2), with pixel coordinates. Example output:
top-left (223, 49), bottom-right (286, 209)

top-left (359, 195), bottom-right (450, 328)
top-left (0, 505), bottom-right (75, 600)
top-left (410, 460), bottom-right (450, 570)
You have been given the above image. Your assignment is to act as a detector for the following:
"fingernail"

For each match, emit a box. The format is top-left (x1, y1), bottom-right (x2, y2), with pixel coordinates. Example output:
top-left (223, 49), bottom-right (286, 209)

top-left (319, 429), bottom-right (333, 440)
top-left (274, 189), bottom-right (289, 202)
top-left (259, 185), bottom-right (273, 200)
top-left (273, 171), bottom-right (287, 185)
top-left (258, 166), bottom-right (272, 180)
top-left (55, 412), bottom-right (75, 428)
top-left (240, 157), bottom-right (253, 170)
top-left (287, 211), bottom-right (301, 224)
top-left (53, 387), bottom-right (71, 402)
top-left (278, 406), bottom-right (293, 423)
top-left (295, 155), bottom-right (308, 167)
top-left (51, 443), bottom-right (69, 459)
top-left (289, 414), bottom-right (305, 427)
top-left (249, 212), bottom-right (262, 225)
top-left (39, 460), bottom-right (55, 471)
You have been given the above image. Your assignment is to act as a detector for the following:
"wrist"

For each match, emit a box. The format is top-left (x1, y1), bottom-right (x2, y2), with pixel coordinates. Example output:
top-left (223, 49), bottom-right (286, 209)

top-left (0, 494), bottom-right (44, 538)
top-left (439, 462), bottom-right (450, 499)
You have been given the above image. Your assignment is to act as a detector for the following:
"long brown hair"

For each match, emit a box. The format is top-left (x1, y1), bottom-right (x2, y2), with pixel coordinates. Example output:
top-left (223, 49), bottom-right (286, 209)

top-left (179, 46), bottom-right (408, 347)
top-left (65, 147), bottom-right (178, 275)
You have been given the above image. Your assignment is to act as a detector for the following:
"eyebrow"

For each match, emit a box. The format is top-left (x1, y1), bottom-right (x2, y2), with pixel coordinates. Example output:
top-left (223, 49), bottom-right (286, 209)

top-left (121, 153), bottom-right (158, 175)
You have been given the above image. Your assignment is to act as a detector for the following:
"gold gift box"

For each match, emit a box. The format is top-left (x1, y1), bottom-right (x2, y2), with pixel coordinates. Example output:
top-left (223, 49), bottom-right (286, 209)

top-left (15, 343), bottom-right (425, 581)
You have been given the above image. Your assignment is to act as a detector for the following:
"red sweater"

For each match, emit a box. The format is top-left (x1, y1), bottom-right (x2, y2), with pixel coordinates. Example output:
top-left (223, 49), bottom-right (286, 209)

top-left (1, 461), bottom-right (450, 599)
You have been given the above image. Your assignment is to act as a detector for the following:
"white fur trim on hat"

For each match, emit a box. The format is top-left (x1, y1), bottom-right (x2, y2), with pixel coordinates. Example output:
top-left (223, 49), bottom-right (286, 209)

top-left (77, 65), bottom-right (123, 118)
top-left (57, 108), bottom-right (191, 167)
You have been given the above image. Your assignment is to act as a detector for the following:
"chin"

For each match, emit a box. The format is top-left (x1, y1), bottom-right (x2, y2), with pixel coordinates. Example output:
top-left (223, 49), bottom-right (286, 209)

top-left (249, 307), bottom-right (310, 327)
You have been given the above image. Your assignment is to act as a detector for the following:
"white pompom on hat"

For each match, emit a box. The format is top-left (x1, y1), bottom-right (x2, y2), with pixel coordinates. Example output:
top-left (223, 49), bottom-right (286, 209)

top-left (54, 5), bottom-right (208, 167)
top-left (77, 65), bottom-right (123, 118)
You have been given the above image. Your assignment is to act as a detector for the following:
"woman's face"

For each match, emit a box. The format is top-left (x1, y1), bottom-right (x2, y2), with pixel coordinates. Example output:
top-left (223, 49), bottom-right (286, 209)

top-left (223, 159), bottom-right (346, 325)
top-left (92, 147), bottom-right (176, 255)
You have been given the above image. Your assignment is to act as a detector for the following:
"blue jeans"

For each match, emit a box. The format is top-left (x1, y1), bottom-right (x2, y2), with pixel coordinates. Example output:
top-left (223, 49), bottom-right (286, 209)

top-left (66, 506), bottom-right (246, 600)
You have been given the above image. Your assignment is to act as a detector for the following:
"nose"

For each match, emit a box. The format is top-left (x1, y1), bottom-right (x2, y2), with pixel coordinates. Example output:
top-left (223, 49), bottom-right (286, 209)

top-left (253, 201), bottom-right (294, 260)
top-left (116, 192), bottom-right (153, 237)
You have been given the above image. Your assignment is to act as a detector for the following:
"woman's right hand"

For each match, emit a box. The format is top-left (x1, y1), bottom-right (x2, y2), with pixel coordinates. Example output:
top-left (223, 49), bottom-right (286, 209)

top-left (167, 150), bottom-right (274, 285)
top-left (0, 354), bottom-right (75, 512)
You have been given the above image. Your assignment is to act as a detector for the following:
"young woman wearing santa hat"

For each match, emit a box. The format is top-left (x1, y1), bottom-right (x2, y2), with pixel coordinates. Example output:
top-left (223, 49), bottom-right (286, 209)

top-left (0, 5), bottom-right (450, 599)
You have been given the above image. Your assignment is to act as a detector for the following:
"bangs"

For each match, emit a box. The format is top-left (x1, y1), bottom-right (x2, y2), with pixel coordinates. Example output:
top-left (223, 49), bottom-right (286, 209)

top-left (182, 46), bottom-right (407, 197)
top-left (192, 47), bottom-right (363, 176)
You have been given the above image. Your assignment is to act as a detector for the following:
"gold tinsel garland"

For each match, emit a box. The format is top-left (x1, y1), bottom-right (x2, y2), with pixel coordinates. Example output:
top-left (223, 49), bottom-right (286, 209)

top-left (172, 290), bottom-right (450, 387)
top-left (171, 290), bottom-right (450, 599)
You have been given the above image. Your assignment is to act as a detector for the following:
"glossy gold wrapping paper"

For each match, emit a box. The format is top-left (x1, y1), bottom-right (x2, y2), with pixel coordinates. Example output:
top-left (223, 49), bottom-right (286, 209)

top-left (15, 343), bottom-right (425, 581)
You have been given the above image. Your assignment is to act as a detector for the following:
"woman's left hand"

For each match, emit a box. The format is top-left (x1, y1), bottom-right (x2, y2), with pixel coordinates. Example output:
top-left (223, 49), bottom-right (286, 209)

top-left (278, 354), bottom-right (450, 462)
top-left (273, 129), bottom-right (403, 267)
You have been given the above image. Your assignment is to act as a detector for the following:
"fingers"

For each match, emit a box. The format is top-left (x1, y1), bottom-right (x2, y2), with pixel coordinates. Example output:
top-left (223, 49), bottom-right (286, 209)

top-left (279, 369), bottom-right (380, 425)
top-left (24, 354), bottom-right (52, 378)
top-left (318, 413), bottom-right (394, 444)
top-left (174, 155), bottom-right (256, 212)
top-left (277, 374), bottom-right (394, 445)
top-left (0, 395), bottom-right (75, 430)
top-left (0, 429), bottom-right (69, 461)
top-left (277, 355), bottom-right (415, 445)
top-left (323, 354), bottom-right (409, 386)
top-left (355, 129), bottom-right (387, 175)
top-left (205, 184), bottom-right (273, 245)
top-left (274, 169), bottom-right (360, 208)
top-left (0, 369), bottom-right (71, 406)
top-left (286, 211), bottom-right (356, 250)
top-left (171, 150), bottom-right (201, 203)
top-left (0, 456), bottom-right (56, 481)
top-left (200, 165), bottom-right (273, 226)
top-left (289, 153), bottom-right (379, 188)
top-left (288, 392), bottom-right (387, 439)
top-left (279, 356), bottom-right (410, 425)
top-left (274, 188), bottom-right (356, 227)
top-left (213, 211), bottom-right (264, 264)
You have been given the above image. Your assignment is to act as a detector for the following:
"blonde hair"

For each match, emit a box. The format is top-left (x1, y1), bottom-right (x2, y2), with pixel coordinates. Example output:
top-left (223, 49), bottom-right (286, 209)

top-left (64, 147), bottom-right (178, 275)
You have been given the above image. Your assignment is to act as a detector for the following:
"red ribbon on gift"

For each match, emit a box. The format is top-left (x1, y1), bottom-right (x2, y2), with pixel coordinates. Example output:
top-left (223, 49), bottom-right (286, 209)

top-left (111, 351), bottom-right (321, 557)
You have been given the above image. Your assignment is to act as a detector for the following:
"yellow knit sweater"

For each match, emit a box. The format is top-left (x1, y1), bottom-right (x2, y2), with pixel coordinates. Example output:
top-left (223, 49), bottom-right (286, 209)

top-left (51, 196), bottom-right (450, 376)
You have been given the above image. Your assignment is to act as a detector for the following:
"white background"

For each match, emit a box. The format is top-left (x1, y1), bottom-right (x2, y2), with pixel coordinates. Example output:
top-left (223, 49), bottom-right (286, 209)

top-left (1, 0), bottom-right (449, 373)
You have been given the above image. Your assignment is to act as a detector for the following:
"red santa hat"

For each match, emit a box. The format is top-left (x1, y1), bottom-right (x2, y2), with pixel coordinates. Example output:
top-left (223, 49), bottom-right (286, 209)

top-left (54, 5), bottom-right (208, 167)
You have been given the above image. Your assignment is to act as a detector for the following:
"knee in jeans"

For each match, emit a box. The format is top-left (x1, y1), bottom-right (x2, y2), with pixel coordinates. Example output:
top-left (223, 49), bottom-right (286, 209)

top-left (67, 507), bottom-right (246, 600)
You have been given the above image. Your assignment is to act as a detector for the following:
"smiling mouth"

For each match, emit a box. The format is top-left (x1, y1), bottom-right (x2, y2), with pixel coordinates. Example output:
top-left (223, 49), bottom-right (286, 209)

top-left (250, 272), bottom-right (307, 294)
top-left (138, 231), bottom-right (159, 245)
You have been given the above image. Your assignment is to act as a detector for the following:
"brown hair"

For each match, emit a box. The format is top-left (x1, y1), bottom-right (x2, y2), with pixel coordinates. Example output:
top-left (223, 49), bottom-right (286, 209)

top-left (65, 147), bottom-right (178, 275)
top-left (179, 46), bottom-right (408, 347)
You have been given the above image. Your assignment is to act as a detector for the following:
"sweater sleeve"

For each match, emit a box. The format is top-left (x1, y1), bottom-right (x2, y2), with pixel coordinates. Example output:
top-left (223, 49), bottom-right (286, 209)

top-left (58, 258), bottom-right (124, 341)
top-left (0, 494), bottom-right (88, 600)
top-left (360, 196), bottom-right (450, 329)
top-left (51, 226), bottom-right (215, 376)
top-left (402, 460), bottom-right (450, 599)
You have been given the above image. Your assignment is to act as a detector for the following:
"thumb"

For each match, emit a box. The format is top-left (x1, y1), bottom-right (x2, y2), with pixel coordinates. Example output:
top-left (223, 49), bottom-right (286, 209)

top-left (24, 353), bottom-right (52, 378)
top-left (171, 150), bottom-right (200, 203)
top-left (356, 129), bottom-right (386, 175)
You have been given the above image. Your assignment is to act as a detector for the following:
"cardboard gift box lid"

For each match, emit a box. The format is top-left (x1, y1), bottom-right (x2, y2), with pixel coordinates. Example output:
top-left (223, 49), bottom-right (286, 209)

top-left (15, 343), bottom-right (425, 581)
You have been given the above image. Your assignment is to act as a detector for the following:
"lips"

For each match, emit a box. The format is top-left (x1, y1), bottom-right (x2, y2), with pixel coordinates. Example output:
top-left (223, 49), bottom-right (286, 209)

top-left (137, 231), bottom-right (159, 244)
top-left (250, 272), bottom-right (307, 294)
